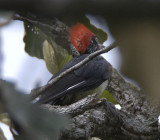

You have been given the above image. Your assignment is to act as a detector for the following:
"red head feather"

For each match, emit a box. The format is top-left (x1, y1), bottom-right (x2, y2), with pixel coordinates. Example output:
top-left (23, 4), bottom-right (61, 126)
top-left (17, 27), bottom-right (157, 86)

top-left (69, 23), bottom-right (95, 54)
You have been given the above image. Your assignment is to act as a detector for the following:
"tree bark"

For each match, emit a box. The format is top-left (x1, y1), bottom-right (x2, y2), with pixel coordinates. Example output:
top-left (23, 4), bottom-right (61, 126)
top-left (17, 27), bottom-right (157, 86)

top-left (41, 68), bottom-right (160, 140)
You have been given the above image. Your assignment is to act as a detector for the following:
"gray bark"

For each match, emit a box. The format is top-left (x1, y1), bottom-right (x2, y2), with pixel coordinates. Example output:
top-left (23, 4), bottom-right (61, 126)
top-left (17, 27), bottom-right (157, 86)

top-left (42, 68), bottom-right (160, 140)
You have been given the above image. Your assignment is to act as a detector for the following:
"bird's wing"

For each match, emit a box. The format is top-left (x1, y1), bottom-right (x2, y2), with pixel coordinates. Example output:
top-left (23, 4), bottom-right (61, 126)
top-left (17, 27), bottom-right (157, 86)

top-left (37, 54), bottom-right (112, 104)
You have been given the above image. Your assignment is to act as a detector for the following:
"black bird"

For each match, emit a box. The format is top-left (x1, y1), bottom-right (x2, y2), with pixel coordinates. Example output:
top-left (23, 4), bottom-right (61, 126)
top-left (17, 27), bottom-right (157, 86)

top-left (37, 54), bottom-right (112, 105)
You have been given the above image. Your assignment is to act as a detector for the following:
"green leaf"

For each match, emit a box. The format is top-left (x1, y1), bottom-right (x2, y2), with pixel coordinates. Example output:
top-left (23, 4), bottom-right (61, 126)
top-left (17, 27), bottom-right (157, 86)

top-left (23, 22), bottom-right (46, 59)
top-left (43, 40), bottom-right (59, 74)
top-left (24, 22), bottom-right (72, 74)
top-left (43, 40), bottom-right (72, 75)
top-left (0, 80), bottom-right (69, 139)
top-left (84, 16), bottom-right (108, 44)
top-left (100, 90), bottom-right (117, 104)
top-left (81, 17), bottom-right (108, 44)
top-left (50, 39), bottom-right (72, 72)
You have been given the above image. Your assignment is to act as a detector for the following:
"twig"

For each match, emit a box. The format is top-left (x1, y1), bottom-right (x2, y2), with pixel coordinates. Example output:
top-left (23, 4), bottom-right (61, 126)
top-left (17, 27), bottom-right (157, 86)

top-left (14, 14), bottom-right (40, 25)
top-left (30, 42), bottom-right (117, 99)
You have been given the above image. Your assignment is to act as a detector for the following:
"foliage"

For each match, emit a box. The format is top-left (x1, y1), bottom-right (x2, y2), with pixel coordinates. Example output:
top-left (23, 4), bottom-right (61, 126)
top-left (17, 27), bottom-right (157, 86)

top-left (0, 80), bottom-right (69, 139)
top-left (43, 40), bottom-right (72, 74)
top-left (24, 23), bottom-right (45, 59)
top-left (100, 90), bottom-right (117, 104)
top-left (79, 16), bottom-right (107, 44)
top-left (24, 22), bottom-right (72, 75)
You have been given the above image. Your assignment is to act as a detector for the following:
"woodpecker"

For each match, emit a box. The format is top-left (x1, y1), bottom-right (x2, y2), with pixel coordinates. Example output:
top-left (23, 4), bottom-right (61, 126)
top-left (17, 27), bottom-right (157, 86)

top-left (37, 23), bottom-right (112, 105)
top-left (37, 54), bottom-right (112, 105)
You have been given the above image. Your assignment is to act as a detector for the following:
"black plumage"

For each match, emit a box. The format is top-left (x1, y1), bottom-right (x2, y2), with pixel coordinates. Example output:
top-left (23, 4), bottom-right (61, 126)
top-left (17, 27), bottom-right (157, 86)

top-left (37, 54), bottom-right (112, 105)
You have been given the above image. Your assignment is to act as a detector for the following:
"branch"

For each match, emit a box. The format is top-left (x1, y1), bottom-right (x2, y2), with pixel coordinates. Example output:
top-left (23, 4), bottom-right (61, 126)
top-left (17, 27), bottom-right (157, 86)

top-left (108, 68), bottom-right (160, 120)
top-left (30, 42), bottom-right (117, 99)
top-left (30, 56), bottom-right (160, 139)
top-left (41, 91), bottom-right (159, 140)
top-left (42, 95), bottom-right (125, 140)
top-left (39, 67), bottom-right (160, 139)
